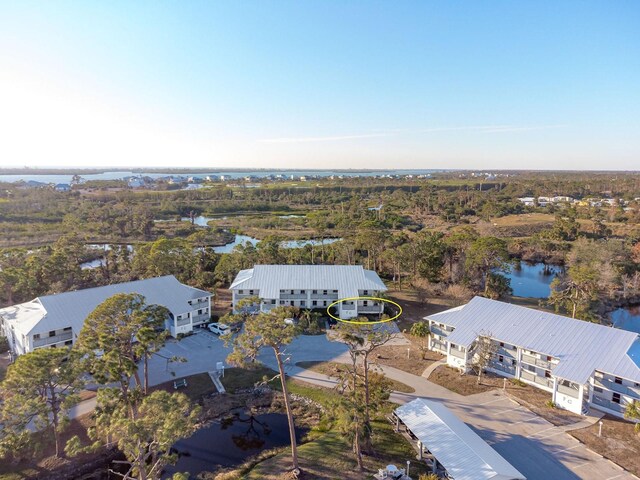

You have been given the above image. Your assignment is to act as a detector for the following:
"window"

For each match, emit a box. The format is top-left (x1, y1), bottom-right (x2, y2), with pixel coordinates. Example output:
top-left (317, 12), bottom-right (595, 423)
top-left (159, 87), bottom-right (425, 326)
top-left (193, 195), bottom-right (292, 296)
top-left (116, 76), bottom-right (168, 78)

top-left (301, 290), bottom-right (306, 294)
top-left (363, 301), bottom-right (368, 306)
top-left (301, 301), bottom-right (306, 306)
top-left (323, 301), bottom-right (327, 306)
top-left (291, 290), bottom-right (295, 294)
top-left (33, 333), bottom-right (40, 340)
top-left (500, 342), bottom-right (505, 347)
top-left (290, 301), bottom-right (294, 306)
top-left (280, 301), bottom-right (285, 305)
top-left (615, 377), bottom-right (623, 385)
top-left (613, 393), bottom-right (621, 404)
top-left (249, 290), bottom-right (254, 295)
top-left (65, 340), bottom-right (72, 346)
top-left (198, 309), bottom-right (203, 315)
top-left (545, 370), bottom-right (551, 378)
top-left (363, 290), bottom-right (369, 295)
top-left (498, 355), bottom-right (504, 363)
top-left (323, 290), bottom-right (328, 295)
top-left (63, 327), bottom-right (72, 332)
top-left (511, 359), bottom-right (517, 366)
top-left (271, 299), bottom-right (276, 304)
top-left (312, 301), bottom-right (317, 306)
top-left (239, 290), bottom-right (244, 294)
top-left (594, 386), bottom-right (603, 393)
top-left (547, 356), bottom-right (552, 361)
top-left (49, 331), bottom-right (56, 337)
top-left (312, 290), bottom-right (317, 294)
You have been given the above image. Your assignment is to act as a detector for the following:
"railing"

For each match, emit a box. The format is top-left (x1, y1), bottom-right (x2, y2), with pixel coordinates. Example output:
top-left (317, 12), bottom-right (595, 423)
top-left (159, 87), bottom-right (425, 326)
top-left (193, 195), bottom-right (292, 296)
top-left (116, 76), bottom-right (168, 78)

top-left (449, 348), bottom-right (466, 359)
top-left (521, 353), bottom-right (553, 370)
top-left (490, 362), bottom-right (516, 375)
top-left (594, 378), bottom-right (640, 399)
top-left (191, 314), bottom-right (210, 324)
top-left (358, 305), bottom-right (383, 313)
top-left (592, 395), bottom-right (625, 413)
top-left (430, 340), bottom-right (448, 352)
top-left (341, 304), bottom-right (355, 310)
top-left (497, 346), bottom-right (516, 358)
top-left (310, 293), bottom-right (339, 299)
top-left (557, 383), bottom-right (580, 398)
top-left (33, 331), bottom-right (73, 347)
top-left (430, 325), bottom-right (453, 338)
top-left (520, 370), bottom-right (554, 389)
top-left (279, 294), bottom-right (308, 299)
top-left (176, 318), bottom-right (191, 327)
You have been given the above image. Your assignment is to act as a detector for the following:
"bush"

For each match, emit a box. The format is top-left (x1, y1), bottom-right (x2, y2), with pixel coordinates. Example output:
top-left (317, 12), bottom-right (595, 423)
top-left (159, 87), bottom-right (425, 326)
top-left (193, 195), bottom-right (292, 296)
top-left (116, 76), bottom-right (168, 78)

top-left (0, 335), bottom-right (8, 353)
top-left (510, 378), bottom-right (526, 387)
top-left (545, 399), bottom-right (557, 409)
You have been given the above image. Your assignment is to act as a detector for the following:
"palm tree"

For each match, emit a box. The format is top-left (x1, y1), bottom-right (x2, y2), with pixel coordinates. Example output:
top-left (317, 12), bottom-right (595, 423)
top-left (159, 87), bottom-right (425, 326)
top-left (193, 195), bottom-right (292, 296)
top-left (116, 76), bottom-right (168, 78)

top-left (625, 400), bottom-right (640, 432)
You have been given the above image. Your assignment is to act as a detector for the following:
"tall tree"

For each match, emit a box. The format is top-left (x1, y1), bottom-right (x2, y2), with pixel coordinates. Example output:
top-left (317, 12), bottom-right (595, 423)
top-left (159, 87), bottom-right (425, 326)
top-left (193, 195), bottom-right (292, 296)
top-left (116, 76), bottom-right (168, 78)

top-left (74, 293), bottom-right (168, 409)
top-left (0, 348), bottom-right (82, 458)
top-left (226, 306), bottom-right (301, 473)
top-left (465, 236), bottom-right (510, 294)
top-left (410, 321), bottom-right (431, 359)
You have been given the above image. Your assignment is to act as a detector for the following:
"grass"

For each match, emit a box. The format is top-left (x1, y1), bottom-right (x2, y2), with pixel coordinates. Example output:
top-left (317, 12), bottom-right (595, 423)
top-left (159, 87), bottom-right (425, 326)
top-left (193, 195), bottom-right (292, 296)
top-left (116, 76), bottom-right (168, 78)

top-left (296, 361), bottom-right (416, 393)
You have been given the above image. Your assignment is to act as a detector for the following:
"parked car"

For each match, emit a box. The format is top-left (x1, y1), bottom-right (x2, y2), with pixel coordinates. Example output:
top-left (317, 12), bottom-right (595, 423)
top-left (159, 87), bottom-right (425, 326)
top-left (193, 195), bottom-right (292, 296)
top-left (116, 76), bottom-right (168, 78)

top-left (208, 323), bottom-right (231, 336)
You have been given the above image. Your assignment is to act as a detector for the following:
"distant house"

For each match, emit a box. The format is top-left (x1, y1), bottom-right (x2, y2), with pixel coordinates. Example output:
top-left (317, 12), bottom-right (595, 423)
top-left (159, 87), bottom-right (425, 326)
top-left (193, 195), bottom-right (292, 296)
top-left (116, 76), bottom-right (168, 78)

top-left (54, 183), bottom-right (71, 192)
top-left (230, 265), bottom-right (387, 318)
top-left (127, 176), bottom-right (146, 188)
top-left (0, 275), bottom-right (213, 355)
top-left (427, 296), bottom-right (640, 419)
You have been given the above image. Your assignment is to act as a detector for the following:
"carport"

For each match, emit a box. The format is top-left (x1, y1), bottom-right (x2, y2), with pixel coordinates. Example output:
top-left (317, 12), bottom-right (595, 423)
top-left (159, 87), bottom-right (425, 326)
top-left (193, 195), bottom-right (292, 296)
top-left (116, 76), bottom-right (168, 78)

top-left (394, 398), bottom-right (526, 480)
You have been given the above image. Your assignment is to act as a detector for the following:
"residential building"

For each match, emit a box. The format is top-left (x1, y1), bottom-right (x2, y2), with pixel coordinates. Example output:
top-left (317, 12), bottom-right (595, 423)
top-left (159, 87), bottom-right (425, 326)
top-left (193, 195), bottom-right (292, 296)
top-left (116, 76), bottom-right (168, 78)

top-left (230, 265), bottom-right (387, 318)
top-left (0, 275), bottom-right (212, 355)
top-left (426, 297), bottom-right (640, 419)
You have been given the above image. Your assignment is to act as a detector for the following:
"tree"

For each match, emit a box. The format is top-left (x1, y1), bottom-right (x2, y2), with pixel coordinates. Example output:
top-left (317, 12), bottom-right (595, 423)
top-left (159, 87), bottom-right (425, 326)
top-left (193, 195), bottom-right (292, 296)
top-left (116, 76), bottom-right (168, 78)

top-left (410, 321), bottom-right (431, 359)
top-left (226, 306), bottom-right (301, 473)
top-left (470, 332), bottom-right (497, 385)
top-left (414, 232), bottom-right (447, 283)
top-left (548, 265), bottom-right (599, 319)
top-left (298, 309), bottom-right (323, 334)
top-left (465, 237), bottom-right (510, 294)
top-left (74, 293), bottom-right (168, 409)
top-left (0, 348), bottom-right (82, 458)
top-left (625, 400), bottom-right (640, 433)
top-left (82, 390), bottom-right (199, 480)
top-left (484, 272), bottom-right (513, 299)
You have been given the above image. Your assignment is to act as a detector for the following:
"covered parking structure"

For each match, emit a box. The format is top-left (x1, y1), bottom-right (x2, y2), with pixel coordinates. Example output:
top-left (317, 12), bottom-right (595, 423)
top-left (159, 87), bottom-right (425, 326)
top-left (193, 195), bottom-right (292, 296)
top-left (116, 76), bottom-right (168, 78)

top-left (394, 399), bottom-right (526, 480)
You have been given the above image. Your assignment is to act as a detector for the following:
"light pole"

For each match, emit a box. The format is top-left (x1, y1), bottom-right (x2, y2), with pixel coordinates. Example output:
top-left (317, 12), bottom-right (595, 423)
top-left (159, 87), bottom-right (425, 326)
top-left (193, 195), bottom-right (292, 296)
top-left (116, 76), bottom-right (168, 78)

top-left (598, 420), bottom-right (603, 437)
top-left (406, 460), bottom-right (410, 477)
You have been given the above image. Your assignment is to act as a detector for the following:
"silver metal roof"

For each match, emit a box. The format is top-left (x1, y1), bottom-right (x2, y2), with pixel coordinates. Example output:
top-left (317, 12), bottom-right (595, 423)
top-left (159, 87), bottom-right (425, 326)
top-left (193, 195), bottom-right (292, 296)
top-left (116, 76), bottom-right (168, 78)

top-left (395, 398), bottom-right (526, 480)
top-left (427, 297), bottom-right (640, 385)
top-left (229, 264), bottom-right (387, 299)
top-left (0, 275), bottom-right (211, 338)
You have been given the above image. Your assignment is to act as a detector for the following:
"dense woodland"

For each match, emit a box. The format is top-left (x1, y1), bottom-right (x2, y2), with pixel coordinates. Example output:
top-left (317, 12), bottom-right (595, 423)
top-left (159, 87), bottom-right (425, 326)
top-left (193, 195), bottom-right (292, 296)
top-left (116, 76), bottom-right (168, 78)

top-left (1, 171), bottom-right (640, 321)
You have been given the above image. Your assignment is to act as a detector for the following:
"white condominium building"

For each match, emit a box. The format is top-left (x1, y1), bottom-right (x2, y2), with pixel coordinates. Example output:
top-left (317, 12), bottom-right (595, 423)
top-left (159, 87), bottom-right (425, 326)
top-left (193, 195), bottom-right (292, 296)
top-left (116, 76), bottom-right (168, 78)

top-left (0, 275), bottom-right (212, 355)
top-left (230, 264), bottom-right (387, 318)
top-left (427, 296), bottom-right (640, 419)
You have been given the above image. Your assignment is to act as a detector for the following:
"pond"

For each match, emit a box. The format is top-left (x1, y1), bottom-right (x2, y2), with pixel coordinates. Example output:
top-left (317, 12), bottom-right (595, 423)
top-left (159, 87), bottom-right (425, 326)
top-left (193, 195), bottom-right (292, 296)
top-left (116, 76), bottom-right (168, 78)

top-left (610, 305), bottom-right (640, 334)
top-left (503, 262), bottom-right (563, 298)
top-left (162, 410), bottom-right (306, 479)
top-left (213, 234), bottom-right (260, 253)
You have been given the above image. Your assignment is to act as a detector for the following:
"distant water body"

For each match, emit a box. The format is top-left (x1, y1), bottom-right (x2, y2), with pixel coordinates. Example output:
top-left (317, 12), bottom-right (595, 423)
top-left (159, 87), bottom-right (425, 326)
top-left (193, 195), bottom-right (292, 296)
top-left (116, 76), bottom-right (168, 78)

top-left (0, 169), bottom-right (441, 184)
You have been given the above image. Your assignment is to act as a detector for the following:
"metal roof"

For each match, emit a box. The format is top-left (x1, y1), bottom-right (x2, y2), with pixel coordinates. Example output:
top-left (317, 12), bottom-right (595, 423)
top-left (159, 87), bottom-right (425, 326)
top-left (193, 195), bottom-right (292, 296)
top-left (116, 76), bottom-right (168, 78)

top-left (0, 275), bottom-right (211, 338)
top-left (427, 297), bottom-right (640, 385)
top-left (395, 398), bottom-right (526, 480)
top-left (229, 264), bottom-right (387, 299)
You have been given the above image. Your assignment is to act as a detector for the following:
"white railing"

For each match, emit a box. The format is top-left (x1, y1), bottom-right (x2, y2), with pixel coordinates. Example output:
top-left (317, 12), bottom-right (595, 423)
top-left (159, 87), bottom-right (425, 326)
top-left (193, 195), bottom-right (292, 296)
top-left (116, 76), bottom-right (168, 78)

top-left (449, 348), bottom-right (466, 359)
top-left (33, 331), bottom-right (73, 347)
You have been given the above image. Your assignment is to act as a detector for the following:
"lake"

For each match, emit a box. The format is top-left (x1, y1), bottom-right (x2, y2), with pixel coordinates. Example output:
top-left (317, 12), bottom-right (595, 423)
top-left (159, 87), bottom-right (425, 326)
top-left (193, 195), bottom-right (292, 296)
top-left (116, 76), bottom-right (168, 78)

top-left (162, 410), bottom-right (305, 479)
top-left (610, 305), bottom-right (640, 334)
top-left (504, 262), bottom-right (563, 298)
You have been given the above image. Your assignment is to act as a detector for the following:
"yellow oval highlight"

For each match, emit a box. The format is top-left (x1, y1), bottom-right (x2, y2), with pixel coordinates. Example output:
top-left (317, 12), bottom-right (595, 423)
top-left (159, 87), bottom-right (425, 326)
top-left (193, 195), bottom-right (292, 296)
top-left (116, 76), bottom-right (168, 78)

top-left (327, 297), bottom-right (402, 325)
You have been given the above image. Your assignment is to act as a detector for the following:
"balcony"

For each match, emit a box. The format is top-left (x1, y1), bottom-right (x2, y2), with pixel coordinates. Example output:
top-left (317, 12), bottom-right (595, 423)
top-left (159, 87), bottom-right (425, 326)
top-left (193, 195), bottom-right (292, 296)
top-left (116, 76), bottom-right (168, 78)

top-left (430, 325), bottom-right (453, 338)
top-left (358, 305), bottom-right (383, 313)
top-left (33, 331), bottom-right (73, 348)
top-left (310, 293), bottom-right (339, 300)
top-left (431, 339), bottom-right (448, 352)
top-left (191, 313), bottom-right (210, 324)
top-left (490, 361), bottom-right (516, 376)
top-left (592, 395), bottom-right (625, 414)
top-left (279, 294), bottom-right (308, 300)
top-left (341, 304), bottom-right (355, 310)
top-left (176, 318), bottom-right (191, 327)
top-left (557, 383), bottom-right (580, 398)
top-left (520, 370), bottom-right (554, 389)
top-left (521, 353), bottom-right (553, 370)
top-left (449, 348), bottom-right (466, 359)
top-left (594, 378), bottom-right (640, 399)
top-left (497, 346), bottom-right (516, 358)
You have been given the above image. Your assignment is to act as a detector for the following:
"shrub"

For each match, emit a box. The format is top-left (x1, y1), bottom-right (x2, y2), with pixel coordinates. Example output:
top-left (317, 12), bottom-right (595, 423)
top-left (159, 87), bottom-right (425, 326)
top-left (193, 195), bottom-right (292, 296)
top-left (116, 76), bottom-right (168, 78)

top-left (0, 335), bottom-right (9, 353)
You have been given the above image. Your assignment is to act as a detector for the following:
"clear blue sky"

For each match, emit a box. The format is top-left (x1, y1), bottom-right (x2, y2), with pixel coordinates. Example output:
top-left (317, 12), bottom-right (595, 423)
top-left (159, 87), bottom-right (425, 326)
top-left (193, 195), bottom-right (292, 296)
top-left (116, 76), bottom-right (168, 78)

top-left (0, 1), bottom-right (638, 170)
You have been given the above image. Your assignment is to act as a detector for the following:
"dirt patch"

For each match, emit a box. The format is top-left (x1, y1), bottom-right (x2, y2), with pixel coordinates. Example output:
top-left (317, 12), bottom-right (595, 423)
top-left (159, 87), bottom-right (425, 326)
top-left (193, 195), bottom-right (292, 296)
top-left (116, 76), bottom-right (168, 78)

top-left (371, 340), bottom-right (444, 376)
top-left (428, 365), bottom-right (501, 395)
top-left (296, 361), bottom-right (415, 393)
top-left (571, 414), bottom-right (640, 476)
top-left (386, 288), bottom-right (456, 332)
top-left (507, 384), bottom-right (583, 427)
top-left (213, 288), bottom-right (232, 318)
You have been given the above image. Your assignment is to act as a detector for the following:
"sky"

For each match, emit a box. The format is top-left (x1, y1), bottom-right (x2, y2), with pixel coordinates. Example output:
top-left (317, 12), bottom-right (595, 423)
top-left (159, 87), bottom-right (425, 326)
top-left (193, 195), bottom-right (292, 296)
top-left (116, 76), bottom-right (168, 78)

top-left (0, 1), bottom-right (639, 170)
